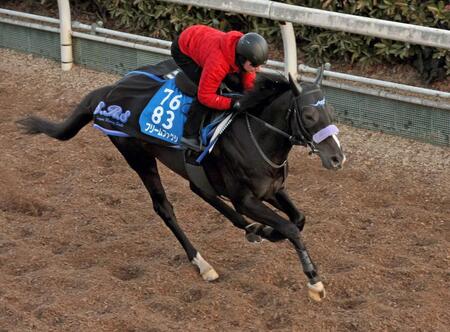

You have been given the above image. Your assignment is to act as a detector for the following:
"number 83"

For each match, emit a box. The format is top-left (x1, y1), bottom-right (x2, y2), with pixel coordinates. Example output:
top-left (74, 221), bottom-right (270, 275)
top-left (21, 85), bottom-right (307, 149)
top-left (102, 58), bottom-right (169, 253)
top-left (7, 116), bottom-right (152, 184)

top-left (151, 90), bottom-right (182, 129)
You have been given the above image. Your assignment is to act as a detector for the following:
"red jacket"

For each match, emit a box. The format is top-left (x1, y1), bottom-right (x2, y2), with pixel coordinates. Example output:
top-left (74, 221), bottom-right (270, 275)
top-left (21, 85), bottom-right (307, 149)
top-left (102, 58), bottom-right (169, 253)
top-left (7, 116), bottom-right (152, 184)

top-left (178, 25), bottom-right (256, 110)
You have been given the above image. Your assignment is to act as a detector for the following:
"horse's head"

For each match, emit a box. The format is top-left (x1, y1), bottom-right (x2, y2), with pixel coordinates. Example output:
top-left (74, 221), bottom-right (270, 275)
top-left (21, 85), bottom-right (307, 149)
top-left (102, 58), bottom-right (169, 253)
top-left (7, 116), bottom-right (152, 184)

top-left (239, 68), bottom-right (345, 170)
top-left (288, 68), bottom-right (345, 170)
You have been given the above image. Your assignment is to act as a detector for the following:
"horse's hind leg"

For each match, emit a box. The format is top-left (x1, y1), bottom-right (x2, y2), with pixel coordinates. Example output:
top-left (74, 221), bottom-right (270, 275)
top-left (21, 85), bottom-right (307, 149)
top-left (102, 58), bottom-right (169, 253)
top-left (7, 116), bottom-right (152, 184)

top-left (110, 137), bottom-right (218, 281)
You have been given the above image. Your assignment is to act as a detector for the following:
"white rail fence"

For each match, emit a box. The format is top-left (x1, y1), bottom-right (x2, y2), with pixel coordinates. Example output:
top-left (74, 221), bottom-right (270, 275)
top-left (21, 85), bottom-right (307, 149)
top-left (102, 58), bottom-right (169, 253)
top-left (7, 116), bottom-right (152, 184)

top-left (161, 0), bottom-right (450, 50)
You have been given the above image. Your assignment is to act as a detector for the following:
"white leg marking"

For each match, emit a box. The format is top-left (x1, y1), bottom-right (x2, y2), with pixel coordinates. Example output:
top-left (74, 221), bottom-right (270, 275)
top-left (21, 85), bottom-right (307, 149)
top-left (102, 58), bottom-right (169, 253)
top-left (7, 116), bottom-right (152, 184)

top-left (192, 253), bottom-right (219, 281)
top-left (307, 281), bottom-right (326, 301)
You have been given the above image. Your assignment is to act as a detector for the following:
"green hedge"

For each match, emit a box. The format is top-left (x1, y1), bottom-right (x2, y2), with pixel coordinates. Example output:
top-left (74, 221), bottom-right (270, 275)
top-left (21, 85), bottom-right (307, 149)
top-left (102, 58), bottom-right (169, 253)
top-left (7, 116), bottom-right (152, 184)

top-left (17, 0), bottom-right (450, 82)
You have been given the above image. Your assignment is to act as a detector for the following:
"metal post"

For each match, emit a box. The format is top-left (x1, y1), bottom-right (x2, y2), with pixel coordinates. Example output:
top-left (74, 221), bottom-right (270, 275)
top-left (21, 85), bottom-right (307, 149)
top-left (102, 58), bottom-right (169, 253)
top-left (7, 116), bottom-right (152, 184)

top-left (57, 0), bottom-right (73, 71)
top-left (279, 21), bottom-right (298, 80)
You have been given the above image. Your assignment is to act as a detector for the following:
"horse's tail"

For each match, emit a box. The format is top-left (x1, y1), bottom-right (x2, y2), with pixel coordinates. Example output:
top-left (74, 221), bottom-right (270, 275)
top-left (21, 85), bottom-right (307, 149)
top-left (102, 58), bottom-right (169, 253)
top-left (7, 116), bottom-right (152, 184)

top-left (17, 85), bottom-right (112, 141)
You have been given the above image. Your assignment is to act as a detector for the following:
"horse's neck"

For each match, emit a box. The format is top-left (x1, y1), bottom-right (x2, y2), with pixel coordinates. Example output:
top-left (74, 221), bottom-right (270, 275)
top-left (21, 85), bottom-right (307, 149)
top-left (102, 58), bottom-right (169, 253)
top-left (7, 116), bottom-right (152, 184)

top-left (251, 92), bottom-right (293, 164)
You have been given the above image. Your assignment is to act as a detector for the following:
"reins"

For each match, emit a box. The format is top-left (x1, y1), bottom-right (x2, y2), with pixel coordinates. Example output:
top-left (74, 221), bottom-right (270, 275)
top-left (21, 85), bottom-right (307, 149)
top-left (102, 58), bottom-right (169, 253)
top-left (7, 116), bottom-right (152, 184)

top-left (244, 90), bottom-right (319, 169)
top-left (245, 113), bottom-right (288, 169)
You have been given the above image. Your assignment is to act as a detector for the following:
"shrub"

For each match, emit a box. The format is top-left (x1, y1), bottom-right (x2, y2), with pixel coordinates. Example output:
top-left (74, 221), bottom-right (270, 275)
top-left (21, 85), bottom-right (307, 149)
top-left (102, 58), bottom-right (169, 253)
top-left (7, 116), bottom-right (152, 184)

top-left (13, 0), bottom-right (450, 82)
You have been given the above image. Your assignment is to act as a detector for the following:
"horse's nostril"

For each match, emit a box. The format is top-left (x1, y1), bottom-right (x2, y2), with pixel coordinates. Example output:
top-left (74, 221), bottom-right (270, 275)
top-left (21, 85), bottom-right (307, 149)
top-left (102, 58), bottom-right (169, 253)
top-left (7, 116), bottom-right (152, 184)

top-left (331, 156), bottom-right (341, 168)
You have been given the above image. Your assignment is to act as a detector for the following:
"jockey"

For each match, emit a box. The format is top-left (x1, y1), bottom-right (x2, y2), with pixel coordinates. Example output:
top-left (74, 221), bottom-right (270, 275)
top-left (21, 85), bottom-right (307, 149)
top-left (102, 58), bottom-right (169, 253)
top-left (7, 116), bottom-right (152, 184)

top-left (171, 24), bottom-right (269, 149)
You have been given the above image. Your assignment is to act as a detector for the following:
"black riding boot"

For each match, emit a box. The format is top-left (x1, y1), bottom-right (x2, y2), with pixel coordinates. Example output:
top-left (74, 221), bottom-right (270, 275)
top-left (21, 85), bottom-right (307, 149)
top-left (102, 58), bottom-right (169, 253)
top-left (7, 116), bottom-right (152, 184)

top-left (181, 101), bottom-right (204, 150)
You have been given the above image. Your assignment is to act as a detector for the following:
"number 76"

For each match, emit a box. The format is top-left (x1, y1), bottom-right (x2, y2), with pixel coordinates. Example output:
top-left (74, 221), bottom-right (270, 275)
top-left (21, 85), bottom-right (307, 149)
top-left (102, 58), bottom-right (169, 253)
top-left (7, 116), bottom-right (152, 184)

top-left (161, 88), bottom-right (181, 110)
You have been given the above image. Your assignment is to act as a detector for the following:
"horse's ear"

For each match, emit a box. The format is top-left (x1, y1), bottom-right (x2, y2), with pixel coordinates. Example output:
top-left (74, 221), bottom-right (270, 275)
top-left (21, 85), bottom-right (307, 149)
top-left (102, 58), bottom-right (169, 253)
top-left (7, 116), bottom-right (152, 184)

top-left (314, 63), bottom-right (330, 86)
top-left (288, 73), bottom-right (302, 96)
top-left (314, 65), bottom-right (325, 86)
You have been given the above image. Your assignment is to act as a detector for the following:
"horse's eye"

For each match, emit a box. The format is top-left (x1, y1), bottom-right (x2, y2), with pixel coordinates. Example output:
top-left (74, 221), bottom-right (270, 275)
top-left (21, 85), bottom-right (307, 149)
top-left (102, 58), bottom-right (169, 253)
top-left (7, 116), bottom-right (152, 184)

top-left (302, 106), bottom-right (319, 127)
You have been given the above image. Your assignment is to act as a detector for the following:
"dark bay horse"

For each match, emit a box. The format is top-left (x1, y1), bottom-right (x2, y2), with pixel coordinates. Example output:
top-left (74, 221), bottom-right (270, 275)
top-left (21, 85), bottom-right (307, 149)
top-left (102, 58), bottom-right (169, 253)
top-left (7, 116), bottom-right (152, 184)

top-left (17, 65), bottom-right (345, 301)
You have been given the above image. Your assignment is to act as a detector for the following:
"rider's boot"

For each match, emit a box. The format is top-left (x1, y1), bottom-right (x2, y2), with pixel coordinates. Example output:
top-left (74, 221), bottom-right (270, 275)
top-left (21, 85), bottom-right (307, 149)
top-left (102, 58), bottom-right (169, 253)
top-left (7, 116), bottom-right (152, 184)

top-left (181, 104), bottom-right (203, 151)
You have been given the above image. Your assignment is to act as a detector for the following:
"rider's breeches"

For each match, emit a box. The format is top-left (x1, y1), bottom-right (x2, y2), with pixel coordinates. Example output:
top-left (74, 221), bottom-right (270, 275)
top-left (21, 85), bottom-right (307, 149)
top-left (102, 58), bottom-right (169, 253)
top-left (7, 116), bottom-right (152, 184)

top-left (171, 36), bottom-right (202, 85)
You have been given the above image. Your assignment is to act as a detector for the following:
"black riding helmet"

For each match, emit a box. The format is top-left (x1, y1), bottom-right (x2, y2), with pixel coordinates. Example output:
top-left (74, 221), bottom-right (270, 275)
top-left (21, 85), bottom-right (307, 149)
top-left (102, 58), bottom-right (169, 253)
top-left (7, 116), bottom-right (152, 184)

top-left (236, 32), bottom-right (268, 68)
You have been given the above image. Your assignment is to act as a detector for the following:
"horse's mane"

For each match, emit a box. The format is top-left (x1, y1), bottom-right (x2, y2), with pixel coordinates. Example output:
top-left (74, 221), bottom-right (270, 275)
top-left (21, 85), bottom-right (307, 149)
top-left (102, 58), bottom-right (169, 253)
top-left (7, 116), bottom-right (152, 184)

top-left (239, 72), bottom-right (290, 113)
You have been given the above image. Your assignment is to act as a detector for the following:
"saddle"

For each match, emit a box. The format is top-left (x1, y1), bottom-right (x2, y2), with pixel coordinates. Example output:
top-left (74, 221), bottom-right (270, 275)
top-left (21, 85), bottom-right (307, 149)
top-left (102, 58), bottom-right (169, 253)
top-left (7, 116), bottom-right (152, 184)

top-left (136, 59), bottom-right (197, 97)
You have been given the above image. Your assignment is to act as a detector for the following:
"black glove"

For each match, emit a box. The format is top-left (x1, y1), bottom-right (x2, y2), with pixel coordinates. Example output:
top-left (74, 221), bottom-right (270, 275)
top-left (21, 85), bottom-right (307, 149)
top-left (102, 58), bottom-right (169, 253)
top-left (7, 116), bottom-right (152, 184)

top-left (231, 97), bottom-right (242, 112)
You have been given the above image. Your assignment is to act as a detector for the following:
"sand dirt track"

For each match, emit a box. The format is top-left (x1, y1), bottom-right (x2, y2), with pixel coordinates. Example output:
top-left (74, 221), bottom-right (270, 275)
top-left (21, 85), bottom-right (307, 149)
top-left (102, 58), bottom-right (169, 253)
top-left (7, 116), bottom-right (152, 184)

top-left (0, 49), bottom-right (449, 331)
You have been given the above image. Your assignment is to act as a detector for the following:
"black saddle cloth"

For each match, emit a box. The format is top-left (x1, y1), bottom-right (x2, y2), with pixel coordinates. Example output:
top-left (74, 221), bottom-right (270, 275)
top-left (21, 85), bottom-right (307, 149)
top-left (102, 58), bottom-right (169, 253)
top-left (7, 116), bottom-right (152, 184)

top-left (93, 63), bottom-right (169, 142)
top-left (93, 59), bottom-right (200, 145)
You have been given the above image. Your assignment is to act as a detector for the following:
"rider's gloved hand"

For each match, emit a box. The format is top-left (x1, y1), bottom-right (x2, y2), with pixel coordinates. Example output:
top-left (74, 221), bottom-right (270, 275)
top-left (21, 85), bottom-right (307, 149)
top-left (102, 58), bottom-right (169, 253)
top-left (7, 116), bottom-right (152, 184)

top-left (231, 97), bottom-right (242, 112)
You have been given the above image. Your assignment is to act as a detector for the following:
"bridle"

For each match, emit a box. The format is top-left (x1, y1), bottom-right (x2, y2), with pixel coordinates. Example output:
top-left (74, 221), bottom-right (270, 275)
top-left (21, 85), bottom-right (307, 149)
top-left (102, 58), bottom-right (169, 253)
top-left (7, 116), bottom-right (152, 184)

top-left (245, 87), bottom-right (338, 168)
top-left (287, 94), bottom-right (319, 151)
top-left (287, 87), bottom-right (338, 152)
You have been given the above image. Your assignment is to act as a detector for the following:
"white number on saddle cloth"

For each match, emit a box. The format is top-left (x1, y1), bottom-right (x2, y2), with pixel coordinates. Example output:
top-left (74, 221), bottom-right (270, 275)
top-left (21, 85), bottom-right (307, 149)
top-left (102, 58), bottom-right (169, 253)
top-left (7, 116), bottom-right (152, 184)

top-left (139, 79), bottom-right (193, 144)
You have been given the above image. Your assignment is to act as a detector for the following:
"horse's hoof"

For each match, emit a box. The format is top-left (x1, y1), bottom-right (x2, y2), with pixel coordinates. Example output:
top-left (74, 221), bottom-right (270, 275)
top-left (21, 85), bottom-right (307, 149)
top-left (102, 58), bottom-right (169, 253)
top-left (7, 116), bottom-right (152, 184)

top-left (192, 253), bottom-right (219, 281)
top-left (245, 233), bottom-right (263, 243)
top-left (307, 281), bottom-right (326, 302)
top-left (202, 268), bottom-right (219, 281)
top-left (245, 223), bottom-right (264, 243)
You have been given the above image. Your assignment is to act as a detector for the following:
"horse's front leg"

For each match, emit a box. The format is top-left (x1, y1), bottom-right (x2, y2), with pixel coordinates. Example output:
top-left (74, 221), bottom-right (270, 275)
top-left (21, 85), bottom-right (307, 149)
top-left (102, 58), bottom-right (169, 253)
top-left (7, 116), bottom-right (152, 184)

top-left (245, 189), bottom-right (305, 243)
top-left (235, 194), bottom-right (325, 301)
top-left (267, 189), bottom-right (305, 231)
